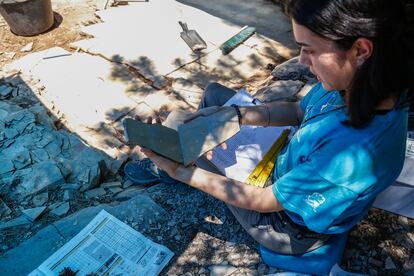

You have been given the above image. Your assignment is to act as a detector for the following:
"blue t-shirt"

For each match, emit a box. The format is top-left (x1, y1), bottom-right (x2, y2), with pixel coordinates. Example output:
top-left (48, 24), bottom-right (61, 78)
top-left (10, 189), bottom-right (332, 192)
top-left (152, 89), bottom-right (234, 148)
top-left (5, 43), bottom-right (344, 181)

top-left (272, 82), bottom-right (408, 234)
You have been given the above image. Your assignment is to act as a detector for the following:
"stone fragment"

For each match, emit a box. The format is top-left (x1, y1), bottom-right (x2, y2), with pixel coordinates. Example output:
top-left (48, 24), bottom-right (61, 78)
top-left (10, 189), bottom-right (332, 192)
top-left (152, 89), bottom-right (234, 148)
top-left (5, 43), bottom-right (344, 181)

top-left (271, 56), bottom-right (314, 81)
top-left (257, 263), bottom-right (267, 275)
top-left (122, 179), bottom-right (133, 189)
top-left (115, 186), bottom-right (145, 200)
top-left (0, 199), bottom-right (12, 218)
top-left (12, 150), bottom-right (31, 170)
top-left (0, 216), bottom-right (31, 230)
top-left (30, 148), bottom-right (49, 163)
top-left (47, 202), bottom-right (62, 210)
top-left (4, 109), bottom-right (36, 134)
top-left (385, 256), bottom-right (397, 270)
top-left (108, 187), bottom-right (123, 194)
top-left (20, 42), bottom-right (34, 52)
top-left (209, 264), bottom-right (238, 276)
top-left (0, 85), bottom-right (13, 98)
top-left (32, 192), bottom-right (48, 207)
top-left (4, 52), bottom-right (15, 60)
top-left (63, 190), bottom-right (74, 201)
top-left (50, 202), bottom-right (70, 217)
top-left (22, 206), bottom-right (46, 222)
top-left (61, 183), bottom-right (81, 190)
top-left (85, 188), bottom-right (106, 198)
top-left (368, 257), bottom-right (383, 267)
top-left (28, 104), bottom-right (56, 131)
top-left (4, 128), bottom-right (19, 139)
top-left (101, 181), bottom-right (122, 189)
top-left (10, 160), bottom-right (65, 198)
top-left (253, 80), bottom-right (304, 102)
top-left (0, 224), bottom-right (62, 275)
top-left (0, 159), bottom-right (14, 174)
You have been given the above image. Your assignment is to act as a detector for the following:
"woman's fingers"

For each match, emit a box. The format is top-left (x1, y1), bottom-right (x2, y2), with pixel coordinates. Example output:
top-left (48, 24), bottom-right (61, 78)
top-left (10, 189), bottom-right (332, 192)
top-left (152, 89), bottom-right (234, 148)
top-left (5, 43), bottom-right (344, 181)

top-left (205, 142), bottom-right (228, 161)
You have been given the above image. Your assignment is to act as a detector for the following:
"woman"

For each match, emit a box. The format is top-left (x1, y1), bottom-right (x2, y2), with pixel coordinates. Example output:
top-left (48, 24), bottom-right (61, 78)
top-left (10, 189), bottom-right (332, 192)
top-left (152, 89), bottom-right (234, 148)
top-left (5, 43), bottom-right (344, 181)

top-left (128, 0), bottom-right (414, 254)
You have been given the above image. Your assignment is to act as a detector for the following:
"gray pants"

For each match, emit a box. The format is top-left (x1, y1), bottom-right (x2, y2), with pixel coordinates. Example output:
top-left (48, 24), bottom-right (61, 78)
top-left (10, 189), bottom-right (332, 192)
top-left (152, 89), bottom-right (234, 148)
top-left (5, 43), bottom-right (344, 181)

top-left (196, 83), bottom-right (330, 254)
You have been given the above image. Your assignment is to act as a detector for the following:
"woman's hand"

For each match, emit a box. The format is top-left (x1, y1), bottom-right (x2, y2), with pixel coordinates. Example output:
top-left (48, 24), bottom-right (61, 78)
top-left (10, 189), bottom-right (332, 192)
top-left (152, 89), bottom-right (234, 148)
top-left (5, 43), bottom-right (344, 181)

top-left (140, 148), bottom-right (181, 178)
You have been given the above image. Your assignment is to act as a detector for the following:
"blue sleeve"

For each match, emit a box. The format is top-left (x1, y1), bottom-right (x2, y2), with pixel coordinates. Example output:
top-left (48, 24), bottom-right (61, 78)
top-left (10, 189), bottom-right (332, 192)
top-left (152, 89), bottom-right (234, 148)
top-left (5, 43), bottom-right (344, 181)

top-left (272, 141), bottom-right (377, 233)
top-left (299, 82), bottom-right (322, 112)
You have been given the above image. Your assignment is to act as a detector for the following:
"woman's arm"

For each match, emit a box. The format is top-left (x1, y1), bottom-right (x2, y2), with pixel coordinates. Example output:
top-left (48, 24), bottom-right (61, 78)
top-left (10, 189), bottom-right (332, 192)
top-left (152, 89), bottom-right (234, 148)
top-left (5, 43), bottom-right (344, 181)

top-left (239, 101), bottom-right (304, 127)
top-left (142, 148), bottom-right (284, 213)
top-left (183, 101), bottom-right (304, 127)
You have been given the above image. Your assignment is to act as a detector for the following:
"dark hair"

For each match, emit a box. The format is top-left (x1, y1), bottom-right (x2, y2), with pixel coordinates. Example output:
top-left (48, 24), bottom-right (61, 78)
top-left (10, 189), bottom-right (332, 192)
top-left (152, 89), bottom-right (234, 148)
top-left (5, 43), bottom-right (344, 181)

top-left (287, 0), bottom-right (414, 128)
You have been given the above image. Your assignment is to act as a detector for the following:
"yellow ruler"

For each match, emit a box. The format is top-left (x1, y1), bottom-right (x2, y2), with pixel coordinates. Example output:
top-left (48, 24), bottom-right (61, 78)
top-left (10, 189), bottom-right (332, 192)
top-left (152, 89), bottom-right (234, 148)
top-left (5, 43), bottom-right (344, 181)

top-left (246, 129), bottom-right (290, 188)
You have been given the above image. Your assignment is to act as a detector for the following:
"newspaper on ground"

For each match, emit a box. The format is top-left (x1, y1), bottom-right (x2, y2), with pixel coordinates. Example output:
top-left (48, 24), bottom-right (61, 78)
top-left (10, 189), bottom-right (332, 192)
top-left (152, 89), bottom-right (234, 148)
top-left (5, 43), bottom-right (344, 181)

top-left (29, 210), bottom-right (174, 276)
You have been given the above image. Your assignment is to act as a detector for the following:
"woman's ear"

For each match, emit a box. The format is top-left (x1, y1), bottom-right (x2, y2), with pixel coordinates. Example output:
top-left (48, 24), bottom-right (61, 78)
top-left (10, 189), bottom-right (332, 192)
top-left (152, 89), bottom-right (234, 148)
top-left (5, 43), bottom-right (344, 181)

top-left (352, 38), bottom-right (374, 66)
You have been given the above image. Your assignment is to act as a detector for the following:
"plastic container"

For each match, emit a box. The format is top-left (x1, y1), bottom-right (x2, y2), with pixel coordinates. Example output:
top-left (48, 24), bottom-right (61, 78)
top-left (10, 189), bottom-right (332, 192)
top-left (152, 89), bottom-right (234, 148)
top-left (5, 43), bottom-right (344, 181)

top-left (0, 0), bottom-right (54, 36)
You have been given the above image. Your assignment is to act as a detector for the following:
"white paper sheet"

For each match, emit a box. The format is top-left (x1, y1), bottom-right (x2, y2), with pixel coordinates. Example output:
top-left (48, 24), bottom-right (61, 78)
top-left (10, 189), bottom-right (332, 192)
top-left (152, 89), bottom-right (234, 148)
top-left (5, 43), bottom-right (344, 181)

top-left (396, 135), bottom-right (414, 187)
top-left (29, 210), bottom-right (173, 276)
top-left (373, 183), bottom-right (414, 219)
top-left (210, 89), bottom-right (290, 182)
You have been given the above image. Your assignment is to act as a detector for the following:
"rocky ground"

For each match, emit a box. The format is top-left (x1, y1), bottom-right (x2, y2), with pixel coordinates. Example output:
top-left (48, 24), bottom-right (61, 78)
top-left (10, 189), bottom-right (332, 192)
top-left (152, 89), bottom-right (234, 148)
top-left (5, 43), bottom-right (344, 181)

top-left (0, 1), bottom-right (413, 275)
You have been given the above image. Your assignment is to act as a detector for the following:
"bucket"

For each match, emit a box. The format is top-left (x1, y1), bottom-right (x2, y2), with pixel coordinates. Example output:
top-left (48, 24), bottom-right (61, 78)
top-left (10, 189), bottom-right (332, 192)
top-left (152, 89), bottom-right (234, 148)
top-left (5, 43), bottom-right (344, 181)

top-left (0, 0), bottom-right (54, 36)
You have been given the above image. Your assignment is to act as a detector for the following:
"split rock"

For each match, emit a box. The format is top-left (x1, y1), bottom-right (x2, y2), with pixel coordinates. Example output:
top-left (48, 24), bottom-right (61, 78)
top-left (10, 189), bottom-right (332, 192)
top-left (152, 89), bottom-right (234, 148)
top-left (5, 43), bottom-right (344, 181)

top-left (10, 160), bottom-right (65, 199)
top-left (50, 202), bottom-right (70, 217)
top-left (22, 206), bottom-right (46, 222)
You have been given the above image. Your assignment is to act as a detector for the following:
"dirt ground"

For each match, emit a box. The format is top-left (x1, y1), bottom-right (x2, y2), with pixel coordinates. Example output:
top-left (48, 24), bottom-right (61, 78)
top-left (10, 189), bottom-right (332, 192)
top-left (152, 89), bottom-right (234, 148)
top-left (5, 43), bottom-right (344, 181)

top-left (0, 0), bottom-right (101, 69)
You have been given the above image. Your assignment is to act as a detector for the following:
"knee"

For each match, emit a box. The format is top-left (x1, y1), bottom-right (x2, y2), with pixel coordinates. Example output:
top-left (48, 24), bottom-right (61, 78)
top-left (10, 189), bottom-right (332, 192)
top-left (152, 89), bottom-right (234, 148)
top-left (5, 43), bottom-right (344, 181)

top-left (204, 82), bottom-right (224, 96)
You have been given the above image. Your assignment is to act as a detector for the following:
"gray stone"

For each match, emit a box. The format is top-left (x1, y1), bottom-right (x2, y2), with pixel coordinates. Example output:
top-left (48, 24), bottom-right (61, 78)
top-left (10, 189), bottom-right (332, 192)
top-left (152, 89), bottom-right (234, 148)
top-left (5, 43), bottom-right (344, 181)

top-left (63, 190), bottom-right (74, 201)
top-left (43, 135), bottom-right (62, 158)
top-left (12, 150), bottom-right (31, 170)
top-left (271, 56), bottom-right (314, 81)
top-left (61, 183), bottom-right (81, 190)
top-left (0, 198), bottom-right (12, 218)
top-left (115, 186), bottom-right (145, 200)
top-left (108, 187), bottom-right (123, 194)
top-left (257, 263), bottom-right (267, 275)
top-left (0, 158), bottom-right (14, 174)
top-left (29, 104), bottom-right (56, 131)
top-left (0, 85), bottom-right (13, 98)
top-left (0, 224), bottom-right (63, 276)
top-left (385, 256), bottom-right (397, 270)
top-left (47, 201), bottom-right (62, 210)
top-left (0, 215), bottom-right (31, 230)
top-left (368, 257), bottom-right (383, 267)
top-left (32, 192), bottom-right (48, 207)
top-left (30, 148), bottom-right (50, 163)
top-left (209, 264), bottom-right (238, 276)
top-left (253, 80), bottom-right (304, 102)
top-left (5, 110), bottom-right (36, 134)
top-left (53, 194), bottom-right (165, 241)
top-left (122, 179), bottom-right (134, 189)
top-left (10, 160), bottom-right (65, 198)
top-left (101, 181), bottom-right (122, 188)
top-left (50, 202), bottom-right (70, 217)
top-left (4, 128), bottom-right (19, 139)
top-left (58, 134), bottom-right (107, 190)
top-left (85, 187), bottom-right (106, 198)
top-left (22, 206), bottom-right (46, 222)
